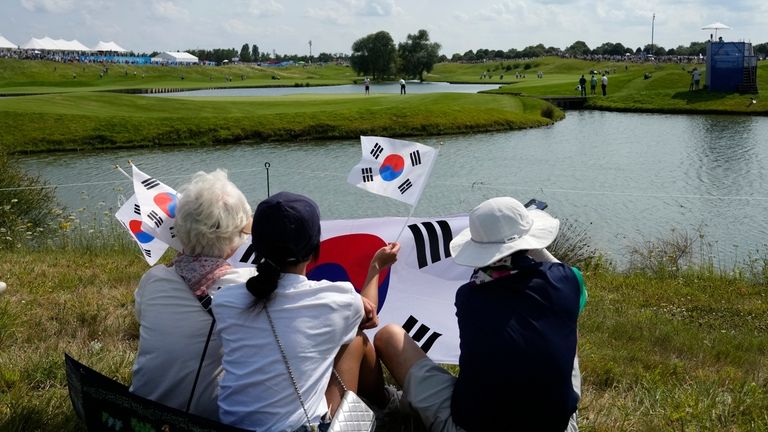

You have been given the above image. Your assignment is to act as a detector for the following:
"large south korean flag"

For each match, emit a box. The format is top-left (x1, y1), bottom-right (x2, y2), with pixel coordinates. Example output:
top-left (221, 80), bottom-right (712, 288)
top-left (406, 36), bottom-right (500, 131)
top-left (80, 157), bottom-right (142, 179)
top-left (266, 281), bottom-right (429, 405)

top-left (231, 215), bottom-right (471, 364)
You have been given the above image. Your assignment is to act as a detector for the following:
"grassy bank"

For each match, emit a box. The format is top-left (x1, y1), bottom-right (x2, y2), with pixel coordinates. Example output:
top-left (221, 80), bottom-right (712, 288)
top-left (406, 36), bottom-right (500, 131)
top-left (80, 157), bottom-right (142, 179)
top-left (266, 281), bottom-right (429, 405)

top-left (0, 59), bottom-right (356, 94)
top-left (1, 237), bottom-right (766, 431)
top-left (0, 91), bottom-right (561, 154)
top-left (434, 57), bottom-right (768, 115)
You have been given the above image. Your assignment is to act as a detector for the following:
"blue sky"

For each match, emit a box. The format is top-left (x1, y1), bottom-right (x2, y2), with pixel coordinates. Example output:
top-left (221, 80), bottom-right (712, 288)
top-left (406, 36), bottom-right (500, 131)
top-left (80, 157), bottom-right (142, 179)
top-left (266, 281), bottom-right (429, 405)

top-left (2, 0), bottom-right (766, 55)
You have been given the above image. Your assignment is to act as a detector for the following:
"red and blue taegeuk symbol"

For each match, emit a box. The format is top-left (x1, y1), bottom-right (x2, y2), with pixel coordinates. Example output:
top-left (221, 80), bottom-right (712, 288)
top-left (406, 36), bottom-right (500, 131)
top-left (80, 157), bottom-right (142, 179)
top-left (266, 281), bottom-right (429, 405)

top-left (379, 154), bottom-right (405, 182)
top-left (153, 192), bottom-right (178, 218)
top-left (129, 219), bottom-right (155, 244)
top-left (307, 234), bottom-right (391, 312)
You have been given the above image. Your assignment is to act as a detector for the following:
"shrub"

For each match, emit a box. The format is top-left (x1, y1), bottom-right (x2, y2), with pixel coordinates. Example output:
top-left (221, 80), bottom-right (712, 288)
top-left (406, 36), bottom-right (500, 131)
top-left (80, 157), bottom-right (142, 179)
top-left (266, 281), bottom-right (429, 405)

top-left (548, 218), bottom-right (603, 270)
top-left (540, 103), bottom-right (557, 120)
top-left (0, 152), bottom-right (62, 249)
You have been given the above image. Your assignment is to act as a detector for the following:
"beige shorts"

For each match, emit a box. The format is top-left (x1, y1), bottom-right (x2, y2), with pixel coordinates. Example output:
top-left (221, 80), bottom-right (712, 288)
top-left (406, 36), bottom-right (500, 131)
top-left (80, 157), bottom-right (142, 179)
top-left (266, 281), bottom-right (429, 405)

top-left (402, 357), bottom-right (581, 432)
top-left (402, 357), bottom-right (465, 432)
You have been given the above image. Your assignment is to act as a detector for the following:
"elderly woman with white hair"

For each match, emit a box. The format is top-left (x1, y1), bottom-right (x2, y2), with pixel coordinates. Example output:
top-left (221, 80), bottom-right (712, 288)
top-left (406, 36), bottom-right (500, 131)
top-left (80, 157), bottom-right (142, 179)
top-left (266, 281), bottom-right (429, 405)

top-left (130, 169), bottom-right (254, 420)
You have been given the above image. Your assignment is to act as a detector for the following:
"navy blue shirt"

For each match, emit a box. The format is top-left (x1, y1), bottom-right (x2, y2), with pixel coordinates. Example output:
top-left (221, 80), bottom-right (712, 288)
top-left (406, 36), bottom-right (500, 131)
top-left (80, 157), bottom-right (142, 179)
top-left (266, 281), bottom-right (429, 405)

top-left (450, 255), bottom-right (581, 431)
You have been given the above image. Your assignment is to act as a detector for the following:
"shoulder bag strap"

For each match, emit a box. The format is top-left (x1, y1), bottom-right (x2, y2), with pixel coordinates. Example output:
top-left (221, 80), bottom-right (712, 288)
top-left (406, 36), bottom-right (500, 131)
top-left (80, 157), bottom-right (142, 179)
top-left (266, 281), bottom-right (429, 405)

top-left (265, 305), bottom-right (315, 431)
top-left (186, 316), bottom-right (215, 413)
top-left (185, 285), bottom-right (218, 412)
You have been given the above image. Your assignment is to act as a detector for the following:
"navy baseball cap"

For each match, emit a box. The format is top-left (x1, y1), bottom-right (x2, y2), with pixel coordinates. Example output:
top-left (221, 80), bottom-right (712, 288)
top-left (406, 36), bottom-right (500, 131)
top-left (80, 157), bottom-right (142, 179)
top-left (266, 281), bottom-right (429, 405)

top-left (251, 192), bottom-right (321, 263)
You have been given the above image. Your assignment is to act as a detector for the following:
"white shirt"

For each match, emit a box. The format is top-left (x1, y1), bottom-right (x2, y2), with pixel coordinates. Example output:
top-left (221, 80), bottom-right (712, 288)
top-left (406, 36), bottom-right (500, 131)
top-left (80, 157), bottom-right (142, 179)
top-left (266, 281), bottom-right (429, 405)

top-left (213, 274), bottom-right (364, 431)
top-left (601, 75), bottom-right (608, 85)
top-left (130, 265), bottom-right (256, 420)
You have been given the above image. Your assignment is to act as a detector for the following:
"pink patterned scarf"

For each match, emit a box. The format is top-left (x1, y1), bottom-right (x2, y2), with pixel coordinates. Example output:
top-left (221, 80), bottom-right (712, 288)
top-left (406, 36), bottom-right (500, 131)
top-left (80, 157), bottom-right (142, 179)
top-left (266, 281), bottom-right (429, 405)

top-left (171, 253), bottom-right (233, 299)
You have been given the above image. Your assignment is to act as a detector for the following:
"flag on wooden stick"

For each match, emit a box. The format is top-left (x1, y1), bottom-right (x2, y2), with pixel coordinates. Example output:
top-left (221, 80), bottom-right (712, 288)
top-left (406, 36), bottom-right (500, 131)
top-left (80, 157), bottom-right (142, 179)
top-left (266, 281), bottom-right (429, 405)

top-left (347, 136), bottom-right (438, 206)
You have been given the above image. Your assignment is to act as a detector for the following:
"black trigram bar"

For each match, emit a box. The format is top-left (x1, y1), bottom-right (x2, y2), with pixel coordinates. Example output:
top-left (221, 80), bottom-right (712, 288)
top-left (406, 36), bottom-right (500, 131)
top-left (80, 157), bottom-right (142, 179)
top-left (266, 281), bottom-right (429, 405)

top-left (143, 249), bottom-right (152, 258)
top-left (147, 210), bottom-right (164, 228)
top-left (370, 143), bottom-right (384, 159)
top-left (403, 315), bottom-right (442, 354)
top-left (409, 150), bottom-right (422, 166)
top-left (407, 220), bottom-right (453, 269)
top-left (398, 179), bottom-right (413, 194)
top-left (239, 244), bottom-right (258, 264)
top-left (141, 177), bottom-right (160, 190)
top-left (361, 167), bottom-right (374, 183)
top-left (169, 225), bottom-right (176, 239)
top-left (133, 203), bottom-right (141, 215)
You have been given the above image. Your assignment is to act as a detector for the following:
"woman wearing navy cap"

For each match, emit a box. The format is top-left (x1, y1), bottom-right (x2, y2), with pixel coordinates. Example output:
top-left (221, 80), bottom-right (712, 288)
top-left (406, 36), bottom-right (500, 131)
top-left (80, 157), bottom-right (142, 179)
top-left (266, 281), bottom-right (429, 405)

top-left (213, 191), bottom-right (402, 431)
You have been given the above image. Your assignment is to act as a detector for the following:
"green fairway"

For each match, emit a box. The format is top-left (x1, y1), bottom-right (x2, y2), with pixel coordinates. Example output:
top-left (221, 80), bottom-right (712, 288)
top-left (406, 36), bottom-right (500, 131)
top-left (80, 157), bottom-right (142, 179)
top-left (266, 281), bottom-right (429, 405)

top-left (1, 57), bottom-right (766, 155)
top-left (0, 91), bottom-right (561, 153)
top-left (429, 57), bottom-right (768, 115)
top-left (0, 59), bottom-right (356, 94)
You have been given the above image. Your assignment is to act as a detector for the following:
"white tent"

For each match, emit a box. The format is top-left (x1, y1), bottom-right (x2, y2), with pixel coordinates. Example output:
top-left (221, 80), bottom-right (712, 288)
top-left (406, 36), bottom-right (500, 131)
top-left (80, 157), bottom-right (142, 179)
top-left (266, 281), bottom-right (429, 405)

top-left (21, 37), bottom-right (49, 50)
top-left (0, 34), bottom-right (17, 49)
top-left (151, 51), bottom-right (198, 64)
top-left (91, 41), bottom-right (127, 52)
top-left (20, 37), bottom-right (90, 51)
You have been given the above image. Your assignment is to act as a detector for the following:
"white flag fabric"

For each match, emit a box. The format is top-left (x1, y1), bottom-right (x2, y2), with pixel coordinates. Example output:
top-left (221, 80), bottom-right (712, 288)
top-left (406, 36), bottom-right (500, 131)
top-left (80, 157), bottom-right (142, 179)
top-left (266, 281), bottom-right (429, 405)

top-left (229, 215), bottom-right (471, 364)
top-left (115, 195), bottom-right (170, 265)
top-left (347, 136), bottom-right (438, 206)
top-left (131, 165), bottom-right (183, 251)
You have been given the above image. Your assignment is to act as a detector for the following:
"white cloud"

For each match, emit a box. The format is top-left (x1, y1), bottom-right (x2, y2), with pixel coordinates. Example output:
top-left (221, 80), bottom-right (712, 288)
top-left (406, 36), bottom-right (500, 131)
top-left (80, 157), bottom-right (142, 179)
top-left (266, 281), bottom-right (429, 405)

top-left (305, 0), bottom-right (400, 24)
top-left (20, 0), bottom-right (74, 13)
top-left (357, 0), bottom-right (401, 17)
top-left (247, 0), bottom-right (284, 17)
top-left (150, 0), bottom-right (190, 21)
top-left (305, 2), bottom-right (353, 25)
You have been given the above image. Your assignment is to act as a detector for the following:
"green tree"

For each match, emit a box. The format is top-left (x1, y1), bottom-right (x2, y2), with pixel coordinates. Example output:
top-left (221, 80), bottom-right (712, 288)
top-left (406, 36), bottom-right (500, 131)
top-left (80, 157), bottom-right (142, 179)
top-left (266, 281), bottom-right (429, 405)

top-left (251, 44), bottom-right (260, 62)
top-left (565, 40), bottom-right (591, 56)
top-left (520, 44), bottom-right (546, 58)
top-left (396, 29), bottom-right (441, 81)
top-left (317, 52), bottom-right (334, 63)
top-left (239, 43), bottom-right (252, 62)
top-left (350, 31), bottom-right (397, 80)
top-left (754, 42), bottom-right (768, 57)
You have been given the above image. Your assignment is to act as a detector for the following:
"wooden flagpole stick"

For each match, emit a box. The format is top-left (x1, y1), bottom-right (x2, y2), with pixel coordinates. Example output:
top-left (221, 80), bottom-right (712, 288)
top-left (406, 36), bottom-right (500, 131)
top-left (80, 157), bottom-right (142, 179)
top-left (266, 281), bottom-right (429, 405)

top-left (394, 205), bottom-right (416, 243)
top-left (114, 164), bottom-right (132, 180)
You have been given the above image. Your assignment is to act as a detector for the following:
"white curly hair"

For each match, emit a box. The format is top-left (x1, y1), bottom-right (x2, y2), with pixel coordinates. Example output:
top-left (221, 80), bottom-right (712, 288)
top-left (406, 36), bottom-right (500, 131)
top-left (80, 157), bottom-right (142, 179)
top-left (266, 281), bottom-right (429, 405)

top-left (175, 169), bottom-right (251, 258)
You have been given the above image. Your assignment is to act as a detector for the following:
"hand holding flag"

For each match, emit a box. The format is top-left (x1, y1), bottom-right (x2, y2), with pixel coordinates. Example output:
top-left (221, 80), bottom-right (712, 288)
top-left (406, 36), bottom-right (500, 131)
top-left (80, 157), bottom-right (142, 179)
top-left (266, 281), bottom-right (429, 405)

top-left (347, 136), bottom-right (438, 206)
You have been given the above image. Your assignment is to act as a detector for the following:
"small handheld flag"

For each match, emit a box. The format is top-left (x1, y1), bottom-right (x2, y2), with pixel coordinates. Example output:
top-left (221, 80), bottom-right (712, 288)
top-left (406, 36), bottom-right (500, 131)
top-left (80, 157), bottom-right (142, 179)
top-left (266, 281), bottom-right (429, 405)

top-left (115, 195), bottom-right (170, 265)
top-left (347, 136), bottom-right (438, 206)
top-left (131, 164), bottom-right (183, 251)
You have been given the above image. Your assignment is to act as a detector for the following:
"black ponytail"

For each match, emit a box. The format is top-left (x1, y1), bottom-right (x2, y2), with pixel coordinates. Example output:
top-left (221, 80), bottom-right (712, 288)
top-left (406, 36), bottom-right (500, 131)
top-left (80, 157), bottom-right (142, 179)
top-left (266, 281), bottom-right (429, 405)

top-left (246, 258), bottom-right (282, 306)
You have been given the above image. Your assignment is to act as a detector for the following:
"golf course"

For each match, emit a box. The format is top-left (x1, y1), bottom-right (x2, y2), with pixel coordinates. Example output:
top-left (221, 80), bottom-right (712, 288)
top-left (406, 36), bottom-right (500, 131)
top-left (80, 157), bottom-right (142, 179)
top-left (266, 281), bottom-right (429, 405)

top-left (1, 56), bottom-right (767, 431)
top-left (1, 57), bottom-right (767, 153)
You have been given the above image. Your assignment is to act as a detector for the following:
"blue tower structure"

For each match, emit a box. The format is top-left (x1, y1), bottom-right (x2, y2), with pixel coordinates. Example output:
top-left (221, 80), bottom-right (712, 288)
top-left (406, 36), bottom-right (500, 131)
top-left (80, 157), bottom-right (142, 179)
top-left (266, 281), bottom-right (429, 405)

top-left (705, 41), bottom-right (758, 93)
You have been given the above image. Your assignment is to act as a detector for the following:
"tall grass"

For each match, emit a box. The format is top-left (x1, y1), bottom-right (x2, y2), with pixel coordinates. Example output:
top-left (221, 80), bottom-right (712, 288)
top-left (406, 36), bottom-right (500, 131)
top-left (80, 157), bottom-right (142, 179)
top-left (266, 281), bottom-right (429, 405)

top-left (1, 166), bottom-right (766, 431)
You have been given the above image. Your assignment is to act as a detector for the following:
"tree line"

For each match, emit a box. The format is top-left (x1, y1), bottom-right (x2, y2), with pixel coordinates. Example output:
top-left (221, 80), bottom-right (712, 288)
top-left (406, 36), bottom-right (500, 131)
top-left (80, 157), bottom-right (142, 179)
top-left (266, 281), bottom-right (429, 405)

top-left (183, 34), bottom-right (768, 71)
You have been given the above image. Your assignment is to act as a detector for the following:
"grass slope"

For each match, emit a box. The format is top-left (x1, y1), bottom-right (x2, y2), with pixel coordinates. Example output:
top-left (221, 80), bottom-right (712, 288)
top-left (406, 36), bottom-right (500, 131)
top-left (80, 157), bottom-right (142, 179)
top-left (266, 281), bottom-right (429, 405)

top-left (0, 91), bottom-right (561, 153)
top-left (0, 59), bottom-right (357, 94)
top-left (0, 242), bottom-right (766, 431)
top-left (430, 58), bottom-right (768, 115)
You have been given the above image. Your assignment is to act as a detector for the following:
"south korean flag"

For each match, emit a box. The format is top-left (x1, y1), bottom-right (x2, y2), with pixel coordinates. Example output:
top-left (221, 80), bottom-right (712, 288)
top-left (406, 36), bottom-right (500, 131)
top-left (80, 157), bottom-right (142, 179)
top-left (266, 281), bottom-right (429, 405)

top-left (114, 195), bottom-right (170, 265)
top-left (131, 164), bottom-right (183, 251)
top-left (347, 136), bottom-right (438, 206)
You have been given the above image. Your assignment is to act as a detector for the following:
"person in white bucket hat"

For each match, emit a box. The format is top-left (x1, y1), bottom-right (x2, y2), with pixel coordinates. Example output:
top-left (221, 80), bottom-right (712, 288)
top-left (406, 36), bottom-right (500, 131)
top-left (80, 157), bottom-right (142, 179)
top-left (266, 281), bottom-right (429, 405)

top-left (375, 197), bottom-right (587, 432)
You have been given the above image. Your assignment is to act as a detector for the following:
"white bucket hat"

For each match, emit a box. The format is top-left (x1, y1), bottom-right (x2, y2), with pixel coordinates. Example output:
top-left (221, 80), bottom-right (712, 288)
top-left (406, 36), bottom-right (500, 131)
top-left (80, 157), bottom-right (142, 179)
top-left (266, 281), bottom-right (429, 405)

top-left (449, 197), bottom-right (560, 268)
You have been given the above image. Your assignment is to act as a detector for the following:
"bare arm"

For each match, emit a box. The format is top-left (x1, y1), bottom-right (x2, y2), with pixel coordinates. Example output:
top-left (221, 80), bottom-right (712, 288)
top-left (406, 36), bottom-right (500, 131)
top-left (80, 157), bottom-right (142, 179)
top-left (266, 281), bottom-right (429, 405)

top-left (359, 242), bottom-right (400, 329)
